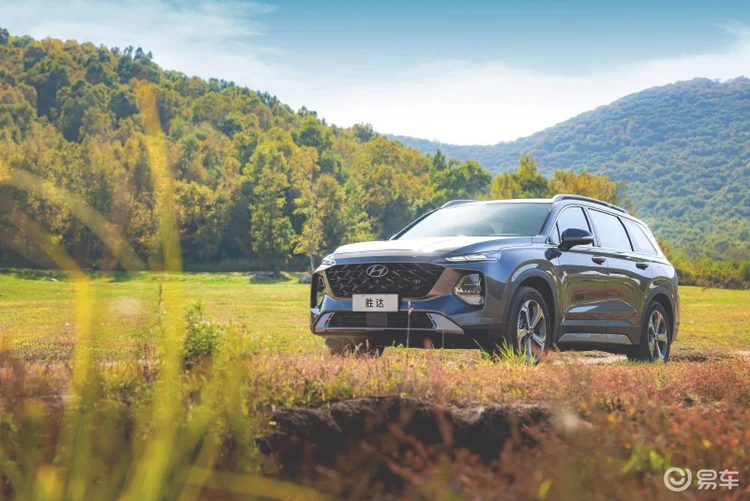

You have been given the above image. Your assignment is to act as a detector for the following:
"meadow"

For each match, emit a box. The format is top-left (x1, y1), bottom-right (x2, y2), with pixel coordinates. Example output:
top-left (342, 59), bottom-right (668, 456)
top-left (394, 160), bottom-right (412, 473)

top-left (0, 270), bottom-right (749, 499)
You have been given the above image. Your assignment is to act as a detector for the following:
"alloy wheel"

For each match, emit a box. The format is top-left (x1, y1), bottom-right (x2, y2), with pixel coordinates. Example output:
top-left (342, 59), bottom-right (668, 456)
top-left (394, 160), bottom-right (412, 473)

top-left (647, 309), bottom-right (669, 361)
top-left (517, 299), bottom-right (547, 362)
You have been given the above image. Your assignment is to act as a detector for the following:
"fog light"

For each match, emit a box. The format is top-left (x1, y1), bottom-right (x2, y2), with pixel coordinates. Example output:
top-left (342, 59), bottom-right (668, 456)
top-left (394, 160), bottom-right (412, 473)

top-left (454, 273), bottom-right (484, 305)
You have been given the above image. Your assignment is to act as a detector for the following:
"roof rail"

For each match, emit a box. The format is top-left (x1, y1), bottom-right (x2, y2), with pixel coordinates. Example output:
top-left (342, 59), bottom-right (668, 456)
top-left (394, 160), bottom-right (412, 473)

top-left (552, 194), bottom-right (629, 214)
top-left (441, 199), bottom-right (477, 208)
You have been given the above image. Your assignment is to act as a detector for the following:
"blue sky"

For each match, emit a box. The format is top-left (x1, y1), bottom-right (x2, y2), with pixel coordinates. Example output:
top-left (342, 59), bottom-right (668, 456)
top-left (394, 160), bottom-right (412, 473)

top-left (3, 0), bottom-right (750, 143)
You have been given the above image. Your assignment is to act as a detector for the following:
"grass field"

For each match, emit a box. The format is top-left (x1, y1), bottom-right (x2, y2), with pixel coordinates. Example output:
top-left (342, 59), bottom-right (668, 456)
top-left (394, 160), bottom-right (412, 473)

top-left (0, 270), bottom-right (749, 499)
top-left (1, 270), bottom-right (749, 362)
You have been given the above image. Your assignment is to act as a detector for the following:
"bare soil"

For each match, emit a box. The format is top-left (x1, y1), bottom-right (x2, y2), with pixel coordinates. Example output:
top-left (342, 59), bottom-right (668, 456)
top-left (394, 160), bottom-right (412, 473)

top-left (259, 396), bottom-right (550, 493)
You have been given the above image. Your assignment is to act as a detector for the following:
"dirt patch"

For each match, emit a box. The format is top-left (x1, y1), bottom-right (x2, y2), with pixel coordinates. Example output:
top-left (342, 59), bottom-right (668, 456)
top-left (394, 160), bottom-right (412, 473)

top-left (258, 396), bottom-right (549, 494)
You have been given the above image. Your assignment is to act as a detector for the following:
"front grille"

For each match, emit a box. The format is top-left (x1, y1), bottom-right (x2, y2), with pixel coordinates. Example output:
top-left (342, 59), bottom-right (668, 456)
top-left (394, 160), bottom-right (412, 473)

top-left (325, 263), bottom-right (444, 298)
top-left (328, 312), bottom-right (434, 329)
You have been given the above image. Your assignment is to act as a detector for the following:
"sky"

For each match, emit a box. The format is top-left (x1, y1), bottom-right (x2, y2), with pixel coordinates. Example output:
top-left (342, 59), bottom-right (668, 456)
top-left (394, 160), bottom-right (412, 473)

top-left (3, 0), bottom-right (750, 144)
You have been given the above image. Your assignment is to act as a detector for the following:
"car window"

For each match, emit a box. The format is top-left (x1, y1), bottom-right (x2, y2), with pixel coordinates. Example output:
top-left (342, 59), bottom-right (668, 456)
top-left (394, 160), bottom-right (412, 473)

top-left (549, 223), bottom-right (561, 245)
top-left (589, 210), bottom-right (633, 251)
top-left (622, 219), bottom-right (658, 255)
top-left (555, 207), bottom-right (592, 246)
top-left (397, 202), bottom-right (551, 239)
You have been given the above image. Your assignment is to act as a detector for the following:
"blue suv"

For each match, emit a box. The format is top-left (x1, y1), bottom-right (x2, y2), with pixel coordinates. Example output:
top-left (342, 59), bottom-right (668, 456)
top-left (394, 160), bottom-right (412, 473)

top-left (310, 195), bottom-right (679, 362)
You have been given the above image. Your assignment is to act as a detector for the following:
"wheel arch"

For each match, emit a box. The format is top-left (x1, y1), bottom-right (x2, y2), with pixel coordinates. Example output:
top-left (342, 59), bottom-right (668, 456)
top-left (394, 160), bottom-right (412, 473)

top-left (646, 286), bottom-right (677, 340)
top-left (502, 267), bottom-right (559, 343)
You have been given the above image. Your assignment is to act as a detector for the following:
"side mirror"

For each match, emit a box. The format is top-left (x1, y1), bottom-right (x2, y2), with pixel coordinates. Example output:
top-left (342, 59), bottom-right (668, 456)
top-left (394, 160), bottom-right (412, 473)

top-left (559, 228), bottom-right (593, 251)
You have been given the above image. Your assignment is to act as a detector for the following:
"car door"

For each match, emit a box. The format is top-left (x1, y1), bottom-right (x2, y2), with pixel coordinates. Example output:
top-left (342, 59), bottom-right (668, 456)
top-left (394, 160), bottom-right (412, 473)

top-left (550, 206), bottom-right (610, 339)
top-left (585, 209), bottom-right (652, 345)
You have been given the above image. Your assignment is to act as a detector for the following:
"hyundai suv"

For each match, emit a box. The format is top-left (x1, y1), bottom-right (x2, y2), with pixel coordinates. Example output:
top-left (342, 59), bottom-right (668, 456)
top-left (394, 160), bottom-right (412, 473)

top-left (309, 195), bottom-right (679, 362)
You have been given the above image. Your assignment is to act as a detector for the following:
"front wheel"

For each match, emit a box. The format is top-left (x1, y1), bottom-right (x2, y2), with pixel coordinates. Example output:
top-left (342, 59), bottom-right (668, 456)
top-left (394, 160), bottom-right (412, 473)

top-left (497, 286), bottom-right (551, 363)
top-left (627, 302), bottom-right (671, 363)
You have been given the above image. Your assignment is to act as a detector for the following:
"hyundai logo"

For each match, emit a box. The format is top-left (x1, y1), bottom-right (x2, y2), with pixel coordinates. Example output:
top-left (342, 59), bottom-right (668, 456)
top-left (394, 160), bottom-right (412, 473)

top-left (366, 264), bottom-right (389, 278)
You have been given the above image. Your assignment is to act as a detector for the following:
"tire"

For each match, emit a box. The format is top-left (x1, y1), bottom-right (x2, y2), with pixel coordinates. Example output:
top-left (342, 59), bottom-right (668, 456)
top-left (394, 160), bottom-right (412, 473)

top-left (627, 302), bottom-right (671, 363)
top-left (492, 286), bottom-right (551, 363)
top-left (325, 338), bottom-right (384, 358)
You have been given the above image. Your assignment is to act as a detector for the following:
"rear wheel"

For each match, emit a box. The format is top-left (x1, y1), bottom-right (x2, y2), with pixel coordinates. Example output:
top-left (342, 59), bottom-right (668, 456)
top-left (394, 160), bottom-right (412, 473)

top-left (325, 338), bottom-right (384, 357)
top-left (627, 302), bottom-right (671, 363)
top-left (494, 286), bottom-right (551, 363)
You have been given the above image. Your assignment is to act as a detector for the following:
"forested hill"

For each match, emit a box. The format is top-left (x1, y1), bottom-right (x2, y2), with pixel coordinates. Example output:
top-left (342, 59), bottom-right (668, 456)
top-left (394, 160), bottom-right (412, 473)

top-left (0, 31), bottom-right (498, 270)
top-left (0, 30), bottom-right (747, 272)
top-left (392, 78), bottom-right (750, 258)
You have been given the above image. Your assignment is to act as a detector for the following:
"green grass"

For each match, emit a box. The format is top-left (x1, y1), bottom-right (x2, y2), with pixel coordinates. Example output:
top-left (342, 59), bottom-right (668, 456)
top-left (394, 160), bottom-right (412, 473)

top-left (0, 271), bottom-right (318, 362)
top-left (1, 271), bottom-right (748, 364)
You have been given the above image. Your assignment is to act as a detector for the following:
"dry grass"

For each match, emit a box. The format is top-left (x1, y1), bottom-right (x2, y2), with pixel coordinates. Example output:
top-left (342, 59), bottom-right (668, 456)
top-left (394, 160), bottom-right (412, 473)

top-left (1, 271), bottom-right (749, 499)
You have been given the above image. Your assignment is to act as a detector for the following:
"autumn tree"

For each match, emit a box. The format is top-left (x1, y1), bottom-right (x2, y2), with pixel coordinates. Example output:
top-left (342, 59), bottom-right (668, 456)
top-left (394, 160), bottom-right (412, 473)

top-left (291, 147), bottom-right (323, 269)
top-left (549, 169), bottom-right (629, 208)
top-left (341, 180), bottom-right (375, 244)
top-left (249, 167), bottom-right (295, 273)
top-left (174, 181), bottom-right (229, 262)
top-left (491, 153), bottom-right (549, 199)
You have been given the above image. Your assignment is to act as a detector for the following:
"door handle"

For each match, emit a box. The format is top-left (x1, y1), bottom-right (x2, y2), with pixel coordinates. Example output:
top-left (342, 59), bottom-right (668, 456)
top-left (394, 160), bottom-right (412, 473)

top-left (636, 262), bottom-right (649, 270)
top-left (591, 256), bottom-right (606, 264)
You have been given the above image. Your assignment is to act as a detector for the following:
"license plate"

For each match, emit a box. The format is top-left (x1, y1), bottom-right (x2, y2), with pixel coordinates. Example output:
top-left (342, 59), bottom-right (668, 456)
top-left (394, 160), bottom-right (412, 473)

top-left (352, 294), bottom-right (399, 312)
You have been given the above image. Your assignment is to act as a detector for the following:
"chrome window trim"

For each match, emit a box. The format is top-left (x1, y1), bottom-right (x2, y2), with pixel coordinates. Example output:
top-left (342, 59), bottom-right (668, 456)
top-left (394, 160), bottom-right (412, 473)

top-left (585, 207), bottom-right (634, 253)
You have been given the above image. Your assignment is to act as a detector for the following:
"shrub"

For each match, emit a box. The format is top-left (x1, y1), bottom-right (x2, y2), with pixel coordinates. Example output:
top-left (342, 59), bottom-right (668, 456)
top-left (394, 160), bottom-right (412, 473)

top-left (182, 300), bottom-right (224, 366)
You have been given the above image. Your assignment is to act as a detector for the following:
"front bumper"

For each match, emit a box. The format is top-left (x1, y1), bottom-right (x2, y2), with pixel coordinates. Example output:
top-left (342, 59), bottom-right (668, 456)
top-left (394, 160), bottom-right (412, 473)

top-left (309, 259), bottom-right (508, 347)
top-left (313, 311), bottom-right (464, 335)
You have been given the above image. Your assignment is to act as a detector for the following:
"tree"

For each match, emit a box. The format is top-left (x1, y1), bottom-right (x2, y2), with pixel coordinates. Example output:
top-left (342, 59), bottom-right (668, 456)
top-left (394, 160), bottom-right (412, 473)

top-left (249, 167), bottom-right (295, 273)
top-left (109, 89), bottom-right (139, 121)
top-left (549, 169), bottom-right (629, 207)
top-left (294, 175), bottom-right (343, 270)
top-left (0, 28), bottom-right (9, 46)
top-left (26, 57), bottom-right (71, 116)
top-left (292, 115), bottom-right (332, 154)
top-left (291, 147), bottom-right (322, 269)
top-left (490, 172), bottom-right (523, 199)
top-left (431, 149), bottom-right (447, 173)
top-left (491, 153), bottom-right (549, 199)
top-left (341, 180), bottom-right (375, 244)
top-left (515, 154), bottom-right (549, 197)
top-left (174, 181), bottom-right (229, 262)
top-left (232, 129), bottom-right (259, 167)
top-left (352, 122), bottom-right (375, 142)
top-left (57, 80), bottom-right (108, 141)
top-left (430, 158), bottom-right (491, 204)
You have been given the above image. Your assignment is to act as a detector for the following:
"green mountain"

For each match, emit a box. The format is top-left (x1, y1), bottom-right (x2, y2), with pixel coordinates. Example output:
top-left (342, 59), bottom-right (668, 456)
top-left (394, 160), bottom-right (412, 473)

top-left (0, 31), bottom-right (491, 270)
top-left (392, 78), bottom-right (750, 259)
top-left (0, 29), bottom-right (747, 273)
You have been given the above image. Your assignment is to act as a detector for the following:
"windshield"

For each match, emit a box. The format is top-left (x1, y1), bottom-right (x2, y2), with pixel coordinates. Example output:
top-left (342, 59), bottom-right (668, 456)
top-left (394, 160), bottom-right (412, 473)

top-left (398, 202), bottom-right (552, 239)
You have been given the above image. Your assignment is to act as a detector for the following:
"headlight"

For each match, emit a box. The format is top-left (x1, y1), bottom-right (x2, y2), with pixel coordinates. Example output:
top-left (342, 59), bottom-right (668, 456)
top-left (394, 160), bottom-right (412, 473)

top-left (321, 253), bottom-right (336, 267)
top-left (454, 273), bottom-right (484, 306)
top-left (445, 251), bottom-right (500, 262)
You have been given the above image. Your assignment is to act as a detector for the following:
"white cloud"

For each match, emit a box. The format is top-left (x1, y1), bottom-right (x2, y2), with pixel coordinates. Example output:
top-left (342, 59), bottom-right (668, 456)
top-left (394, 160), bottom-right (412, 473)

top-left (304, 27), bottom-right (750, 144)
top-left (3, 1), bottom-right (750, 144)
top-left (2, 0), bottom-right (303, 96)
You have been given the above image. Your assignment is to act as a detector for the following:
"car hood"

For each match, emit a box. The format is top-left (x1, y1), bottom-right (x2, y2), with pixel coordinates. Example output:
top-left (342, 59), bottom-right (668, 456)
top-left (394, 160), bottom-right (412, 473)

top-left (332, 236), bottom-right (532, 260)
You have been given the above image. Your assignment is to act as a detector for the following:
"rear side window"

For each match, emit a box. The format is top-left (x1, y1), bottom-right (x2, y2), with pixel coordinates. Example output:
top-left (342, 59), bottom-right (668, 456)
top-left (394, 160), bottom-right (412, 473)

top-left (553, 207), bottom-right (592, 246)
top-left (622, 219), bottom-right (658, 256)
top-left (588, 210), bottom-right (632, 251)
